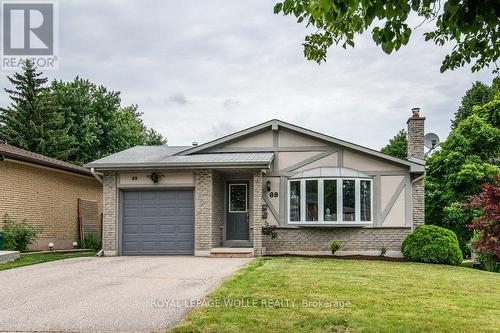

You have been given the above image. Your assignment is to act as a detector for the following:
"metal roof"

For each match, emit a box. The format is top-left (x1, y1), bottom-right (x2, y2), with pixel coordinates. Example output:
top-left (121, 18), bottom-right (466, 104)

top-left (84, 147), bottom-right (274, 169)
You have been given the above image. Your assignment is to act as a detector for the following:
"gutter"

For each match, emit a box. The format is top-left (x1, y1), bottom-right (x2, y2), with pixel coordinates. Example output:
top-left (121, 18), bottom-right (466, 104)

top-left (90, 167), bottom-right (103, 184)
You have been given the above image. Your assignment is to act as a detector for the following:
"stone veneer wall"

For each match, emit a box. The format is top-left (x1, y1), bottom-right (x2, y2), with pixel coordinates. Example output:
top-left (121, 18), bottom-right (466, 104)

top-left (407, 110), bottom-right (426, 229)
top-left (194, 169), bottom-right (213, 253)
top-left (102, 170), bottom-right (117, 255)
top-left (263, 227), bottom-right (411, 254)
top-left (411, 175), bottom-right (425, 228)
top-left (212, 170), bottom-right (224, 247)
top-left (252, 170), bottom-right (263, 256)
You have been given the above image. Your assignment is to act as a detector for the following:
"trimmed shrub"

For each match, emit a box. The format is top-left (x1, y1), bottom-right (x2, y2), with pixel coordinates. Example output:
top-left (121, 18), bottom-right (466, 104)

top-left (401, 225), bottom-right (463, 265)
top-left (1, 214), bottom-right (40, 252)
top-left (83, 234), bottom-right (102, 251)
top-left (330, 240), bottom-right (341, 255)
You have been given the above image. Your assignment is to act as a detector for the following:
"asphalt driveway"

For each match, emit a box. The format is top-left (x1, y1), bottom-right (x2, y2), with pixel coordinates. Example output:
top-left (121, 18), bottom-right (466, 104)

top-left (0, 256), bottom-right (251, 332)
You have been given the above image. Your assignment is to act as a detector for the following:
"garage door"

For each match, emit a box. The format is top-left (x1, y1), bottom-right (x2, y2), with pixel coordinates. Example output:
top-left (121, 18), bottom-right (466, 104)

top-left (122, 190), bottom-right (194, 255)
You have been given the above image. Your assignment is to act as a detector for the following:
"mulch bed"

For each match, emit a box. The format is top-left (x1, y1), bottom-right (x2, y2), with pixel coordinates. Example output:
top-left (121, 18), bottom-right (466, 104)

top-left (265, 253), bottom-right (406, 262)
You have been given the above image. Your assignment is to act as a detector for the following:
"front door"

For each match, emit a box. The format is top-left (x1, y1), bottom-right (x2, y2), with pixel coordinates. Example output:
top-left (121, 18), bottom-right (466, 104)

top-left (226, 182), bottom-right (249, 240)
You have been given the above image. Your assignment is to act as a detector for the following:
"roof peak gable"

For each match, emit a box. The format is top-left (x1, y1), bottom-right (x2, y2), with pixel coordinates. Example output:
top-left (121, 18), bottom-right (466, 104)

top-left (175, 119), bottom-right (424, 171)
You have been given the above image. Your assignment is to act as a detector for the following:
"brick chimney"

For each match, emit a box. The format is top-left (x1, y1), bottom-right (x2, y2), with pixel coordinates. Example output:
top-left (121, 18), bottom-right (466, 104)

top-left (407, 107), bottom-right (425, 160)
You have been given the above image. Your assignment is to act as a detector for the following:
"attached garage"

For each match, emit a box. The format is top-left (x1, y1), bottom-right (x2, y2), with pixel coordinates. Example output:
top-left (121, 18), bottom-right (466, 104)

top-left (121, 189), bottom-right (195, 255)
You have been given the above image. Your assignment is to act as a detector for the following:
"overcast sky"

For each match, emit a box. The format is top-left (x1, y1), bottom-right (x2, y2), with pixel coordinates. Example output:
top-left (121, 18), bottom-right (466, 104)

top-left (0, 0), bottom-right (495, 150)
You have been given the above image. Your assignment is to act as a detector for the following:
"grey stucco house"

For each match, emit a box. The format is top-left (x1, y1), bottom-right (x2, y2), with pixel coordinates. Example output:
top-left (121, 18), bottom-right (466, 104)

top-left (85, 109), bottom-right (425, 257)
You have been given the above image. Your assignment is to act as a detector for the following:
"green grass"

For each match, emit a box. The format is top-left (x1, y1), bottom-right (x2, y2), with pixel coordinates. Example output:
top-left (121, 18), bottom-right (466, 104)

top-left (0, 251), bottom-right (95, 271)
top-left (171, 257), bottom-right (500, 333)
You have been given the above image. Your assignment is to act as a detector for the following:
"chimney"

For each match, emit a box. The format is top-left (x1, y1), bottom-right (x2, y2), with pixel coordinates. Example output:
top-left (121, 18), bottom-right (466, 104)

top-left (407, 107), bottom-right (425, 160)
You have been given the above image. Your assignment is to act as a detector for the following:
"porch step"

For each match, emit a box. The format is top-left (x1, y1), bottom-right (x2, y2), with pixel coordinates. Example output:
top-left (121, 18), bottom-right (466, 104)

top-left (209, 247), bottom-right (254, 258)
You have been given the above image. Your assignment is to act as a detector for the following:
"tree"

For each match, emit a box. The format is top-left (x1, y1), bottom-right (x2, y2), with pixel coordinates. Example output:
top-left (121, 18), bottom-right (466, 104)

top-left (144, 128), bottom-right (167, 145)
top-left (0, 60), bottom-right (72, 160)
top-left (469, 176), bottom-right (500, 262)
top-left (381, 129), bottom-right (407, 159)
top-left (273, 0), bottom-right (500, 72)
top-left (426, 96), bottom-right (500, 254)
top-left (452, 81), bottom-right (494, 129)
top-left (47, 77), bottom-right (167, 165)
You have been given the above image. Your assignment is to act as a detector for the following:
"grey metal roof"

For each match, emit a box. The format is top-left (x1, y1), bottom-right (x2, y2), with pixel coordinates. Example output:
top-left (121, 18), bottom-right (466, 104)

top-left (85, 146), bottom-right (274, 169)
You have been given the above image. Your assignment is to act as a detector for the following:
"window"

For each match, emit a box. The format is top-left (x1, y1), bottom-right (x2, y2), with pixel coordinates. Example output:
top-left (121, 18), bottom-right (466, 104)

top-left (323, 180), bottom-right (337, 221)
top-left (289, 181), bottom-right (301, 222)
top-left (229, 184), bottom-right (247, 212)
top-left (306, 180), bottom-right (318, 221)
top-left (342, 180), bottom-right (356, 221)
top-left (360, 180), bottom-right (371, 221)
top-left (288, 178), bottom-right (372, 224)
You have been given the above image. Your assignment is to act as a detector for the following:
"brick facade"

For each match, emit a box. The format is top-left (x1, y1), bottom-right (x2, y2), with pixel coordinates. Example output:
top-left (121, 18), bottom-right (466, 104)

top-left (102, 170), bottom-right (117, 255)
top-left (263, 227), bottom-right (411, 254)
top-left (407, 108), bottom-right (426, 228)
top-left (0, 159), bottom-right (102, 250)
top-left (194, 169), bottom-right (213, 254)
top-left (411, 175), bottom-right (425, 227)
top-left (252, 170), bottom-right (263, 256)
top-left (407, 108), bottom-right (425, 160)
top-left (212, 171), bottom-right (224, 247)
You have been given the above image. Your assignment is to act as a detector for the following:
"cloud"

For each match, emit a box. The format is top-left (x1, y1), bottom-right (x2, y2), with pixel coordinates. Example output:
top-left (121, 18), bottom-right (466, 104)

top-left (167, 94), bottom-right (188, 105)
top-left (0, 0), bottom-right (494, 148)
top-left (223, 99), bottom-right (240, 109)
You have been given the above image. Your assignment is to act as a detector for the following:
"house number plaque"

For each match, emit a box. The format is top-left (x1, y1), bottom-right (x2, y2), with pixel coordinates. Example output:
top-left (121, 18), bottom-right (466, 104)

top-left (269, 192), bottom-right (278, 198)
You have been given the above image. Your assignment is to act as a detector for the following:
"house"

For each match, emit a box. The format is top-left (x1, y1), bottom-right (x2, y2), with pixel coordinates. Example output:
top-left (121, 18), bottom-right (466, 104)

top-left (0, 142), bottom-right (102, 251)
top-left (85, 109), bottom-right (426, 257)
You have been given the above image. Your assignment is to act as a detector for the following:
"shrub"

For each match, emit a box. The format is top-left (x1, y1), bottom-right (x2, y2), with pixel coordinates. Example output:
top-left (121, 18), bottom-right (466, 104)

top-left (468, 177), bottom-right (500, 264)
top-left (380, 246), bottom-right (387, 257)
top-left (401, 225), bottom-right (463, 266)
top-left (262, 221), bottom-right (278, 239)
top-left (1, 214), bottom-right (40, 252)
top-left (330, 240), bottom-right (341, 255)
top-left (82, 234), bottom-right (102, 251)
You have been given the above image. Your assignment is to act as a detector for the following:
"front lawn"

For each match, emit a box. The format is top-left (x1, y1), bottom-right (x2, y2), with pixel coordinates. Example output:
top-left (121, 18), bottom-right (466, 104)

top-left (172, 257), bottom-right (500, 333)
top-left (0, 251), bottom-right (95, 271)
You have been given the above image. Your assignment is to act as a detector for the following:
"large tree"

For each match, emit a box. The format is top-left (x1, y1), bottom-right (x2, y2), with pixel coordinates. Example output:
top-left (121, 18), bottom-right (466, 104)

top-left (273, 0), bottom-right (500, 72)
top-left (426, 96), bottom-right (500, 254)
top-left (381, 129), bottom-right (407, 159)
top-left (0, 60), bottom-right (72, 160)
top-left (1, 64), bottom-right (167, 165)
top-left (452, 77), bottom-right (499, 129)
top-left (48, 77), bottom-right (167, 165)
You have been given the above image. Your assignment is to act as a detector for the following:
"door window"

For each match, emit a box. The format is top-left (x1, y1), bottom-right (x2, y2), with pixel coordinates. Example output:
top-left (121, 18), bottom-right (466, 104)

top-left (229, 184), bottom-right (247, 212)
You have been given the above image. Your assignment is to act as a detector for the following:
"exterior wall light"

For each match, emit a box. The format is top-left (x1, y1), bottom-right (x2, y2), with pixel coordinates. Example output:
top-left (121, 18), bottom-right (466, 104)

top-left (266, 180), bottom-right (271, 192)
top-left (148, 172), bottom-right (164, 184)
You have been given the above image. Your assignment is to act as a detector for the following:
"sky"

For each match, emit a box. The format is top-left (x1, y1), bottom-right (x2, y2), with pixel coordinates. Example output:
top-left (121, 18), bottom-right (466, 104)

top-left (0, 0), bottom-right (495, 150)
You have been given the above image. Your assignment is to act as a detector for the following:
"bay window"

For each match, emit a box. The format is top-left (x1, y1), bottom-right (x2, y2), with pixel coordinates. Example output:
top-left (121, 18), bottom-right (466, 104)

top-left (289, 181), bottom-right (301, 222)
top-left (288, 178), bottom-right (372, 224)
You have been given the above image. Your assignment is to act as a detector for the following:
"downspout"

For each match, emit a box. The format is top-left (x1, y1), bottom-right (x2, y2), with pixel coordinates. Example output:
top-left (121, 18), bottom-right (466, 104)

top-left (90, 167), bottom-right (103, 184)
top-left (90, 167), bottom-right (104, 257)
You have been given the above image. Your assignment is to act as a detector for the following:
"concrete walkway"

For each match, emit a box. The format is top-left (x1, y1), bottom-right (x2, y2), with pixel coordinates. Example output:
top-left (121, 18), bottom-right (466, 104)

top-left (0, 256), bottom-right (251, 332)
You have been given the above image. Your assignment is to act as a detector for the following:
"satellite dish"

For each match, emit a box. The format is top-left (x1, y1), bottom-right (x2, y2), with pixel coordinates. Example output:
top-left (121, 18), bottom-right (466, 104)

top-left (424, 133), bottom-right (440, 149)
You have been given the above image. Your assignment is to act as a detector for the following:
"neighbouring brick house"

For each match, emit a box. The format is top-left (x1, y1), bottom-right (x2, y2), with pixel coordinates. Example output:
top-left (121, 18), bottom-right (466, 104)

top-left (86, 110), bottom-right (426, 257)
top-left (0, 142), bottom-right (102, 251)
